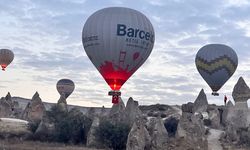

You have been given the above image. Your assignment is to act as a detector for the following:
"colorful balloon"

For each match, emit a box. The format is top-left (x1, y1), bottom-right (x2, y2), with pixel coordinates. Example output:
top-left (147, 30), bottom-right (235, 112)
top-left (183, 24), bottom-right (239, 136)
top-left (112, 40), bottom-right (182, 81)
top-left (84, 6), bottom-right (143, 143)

top-left (82, 7), bottom-right (155, 103)
top-left (56, 79), bottom-right (75, 98)
top-left (0, 49), bottom-right (14, 71)
top-left (195, 44), bottom-right (238, 95)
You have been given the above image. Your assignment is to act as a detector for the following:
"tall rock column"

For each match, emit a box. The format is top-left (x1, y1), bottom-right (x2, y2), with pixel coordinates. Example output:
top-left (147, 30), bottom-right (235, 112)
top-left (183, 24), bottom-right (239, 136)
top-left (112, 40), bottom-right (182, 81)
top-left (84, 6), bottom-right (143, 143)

top-left (147, 117), bottom-right (168, 150)
top-left (126, 118), bottom-right (151, 150)
top-left (0, 97), bottom-right (11, 117)
top-left (124, 97), bottom-right (142, 127)
top-left (228, 77), bottom-right (250, 128)
top-left (108, 97), bottom-right (125, 124)
top-left (22, 92), bottom-right (46, 123)
top-left (56, 95), bottom-right (68, 112)
top-left (176, 103), bottom-right (208, 150)
top-left (232, 77), bottom-right (250, 109)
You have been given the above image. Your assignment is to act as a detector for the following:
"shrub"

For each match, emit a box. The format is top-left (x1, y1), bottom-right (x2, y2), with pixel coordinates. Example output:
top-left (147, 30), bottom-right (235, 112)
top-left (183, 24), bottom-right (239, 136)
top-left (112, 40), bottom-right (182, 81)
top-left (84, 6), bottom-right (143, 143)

top-left (28, 121), bottom-right (40, 133)
top-left (152, 112), bottom-right (160, 117)
top-left (54, 108), bottom-right (92, 144)
top-left (238, 128), bottom-right (250, 146)
top-left (203, 119), bottom-right (211, 126)
top-left (164, 117), bottom-right (179, 137)
top-left (147, 111), bottom-right (154, 117)
top-left (95, 120), bottom-right (130, 150)
top-left (33, 105), bottom-right (92, 144)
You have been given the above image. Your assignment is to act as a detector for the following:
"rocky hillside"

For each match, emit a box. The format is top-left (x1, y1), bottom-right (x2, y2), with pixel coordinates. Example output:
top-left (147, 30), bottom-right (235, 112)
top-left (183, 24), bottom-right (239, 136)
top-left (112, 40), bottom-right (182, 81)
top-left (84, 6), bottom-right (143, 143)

top-left (0, 76), bottom-right (249, 150)
top-left (11, 96), bottom-right (110, 115)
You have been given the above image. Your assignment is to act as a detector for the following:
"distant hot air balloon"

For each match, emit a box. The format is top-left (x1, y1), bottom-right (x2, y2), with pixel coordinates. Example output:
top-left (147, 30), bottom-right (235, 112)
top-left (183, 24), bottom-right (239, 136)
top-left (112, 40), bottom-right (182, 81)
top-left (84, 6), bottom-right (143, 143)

top-left (195, 44), bottom-right (238, 96)
top-left (82, 7), bottom-right (155, 103)
top-left (56, 79), bottom-right (75, 99)
top-left (0, 49), bottom-right (14, 71)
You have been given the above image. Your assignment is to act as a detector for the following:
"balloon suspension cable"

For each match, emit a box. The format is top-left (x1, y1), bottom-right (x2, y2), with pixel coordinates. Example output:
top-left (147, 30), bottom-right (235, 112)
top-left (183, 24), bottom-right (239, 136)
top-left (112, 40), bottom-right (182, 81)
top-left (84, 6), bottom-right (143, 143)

top-left (108, 90), bottom-right (121, 104)
top-left (212, 91), bottom-right (219, 96)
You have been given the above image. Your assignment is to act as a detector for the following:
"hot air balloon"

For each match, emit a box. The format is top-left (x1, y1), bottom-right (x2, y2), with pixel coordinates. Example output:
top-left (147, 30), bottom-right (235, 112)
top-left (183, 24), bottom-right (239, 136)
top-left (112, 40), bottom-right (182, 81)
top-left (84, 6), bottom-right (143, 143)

top-left (56, 79), bottom-right (75, 99)
top-left (195, 44), bottom-right (238, 96)
top-left (0, 49), bottom-right (14, 71)
top-left (82, 7), bottom-right (155, 103)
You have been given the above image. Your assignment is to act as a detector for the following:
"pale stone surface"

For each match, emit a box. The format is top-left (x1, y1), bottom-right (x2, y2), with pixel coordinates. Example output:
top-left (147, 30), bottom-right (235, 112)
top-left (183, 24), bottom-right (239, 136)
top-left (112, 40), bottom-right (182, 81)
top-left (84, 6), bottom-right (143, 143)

top-left (124, 97), bottom-right (142, 126)
top-left (126, 118), bottom-right (151, 150)
top-left (226, 108), bottom-right (249, 128)
top-left (147, 117), bottom-right (168, 150)
top-left (0, 118), bottom-right (31, 137)
top-left (109, 97), bottom-right (125, 116)
top-left (207, 129), bottom-right (224, 150)
top-left (177, 109), bottom-right (208, 150)
top-left (108, 97), bottom-right (126, 124)
top-left (235, 101), bottom-right (248, 109)
top-left (193, 89), bottom-right (208, 113)
top-left (208, 108), bottom-right (221, 129)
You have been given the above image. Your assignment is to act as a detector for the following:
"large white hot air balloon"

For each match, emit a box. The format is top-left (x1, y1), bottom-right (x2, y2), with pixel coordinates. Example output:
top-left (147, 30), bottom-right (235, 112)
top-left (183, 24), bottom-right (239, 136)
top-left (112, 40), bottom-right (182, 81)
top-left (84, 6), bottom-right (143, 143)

top-left (0, 49), bottom-right (14, 71)
top-left (195, 44), bottom-right (238, 96)
top-left (56, 79), bottom-right (75, 99)
top-left (82, 7), bottom-right (155, 103)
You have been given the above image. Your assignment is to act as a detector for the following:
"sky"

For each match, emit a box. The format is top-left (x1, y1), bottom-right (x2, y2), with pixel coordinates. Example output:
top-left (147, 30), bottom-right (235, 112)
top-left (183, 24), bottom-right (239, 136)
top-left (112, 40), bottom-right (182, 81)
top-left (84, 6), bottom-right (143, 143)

top-left (1, 0), bottom-right (250, 107)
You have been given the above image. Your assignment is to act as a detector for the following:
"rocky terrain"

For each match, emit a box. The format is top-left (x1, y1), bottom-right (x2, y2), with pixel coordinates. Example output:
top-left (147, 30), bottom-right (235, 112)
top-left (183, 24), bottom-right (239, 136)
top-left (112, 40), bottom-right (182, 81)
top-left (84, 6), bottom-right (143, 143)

top-left (0, 77), bottom-right (249, 150)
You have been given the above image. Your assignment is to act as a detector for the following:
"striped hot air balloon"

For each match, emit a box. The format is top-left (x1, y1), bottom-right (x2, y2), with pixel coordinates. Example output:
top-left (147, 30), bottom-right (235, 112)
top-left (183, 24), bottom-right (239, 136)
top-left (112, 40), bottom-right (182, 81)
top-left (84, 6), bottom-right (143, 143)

top-left (0, 49), bottom-right (14, 71)
top-left (56, 79), bottom-right (75, 99)
top-left (195, 44), bottom-right (238, 96)
top-left (82, 7), bottom-right (155, 103)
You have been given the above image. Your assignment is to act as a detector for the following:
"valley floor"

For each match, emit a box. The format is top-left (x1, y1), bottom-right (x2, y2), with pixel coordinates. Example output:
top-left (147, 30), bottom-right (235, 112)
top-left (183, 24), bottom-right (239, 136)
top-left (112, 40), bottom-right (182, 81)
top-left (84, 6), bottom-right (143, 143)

top-left (207, 128), bottom-right (223, 150)
top-left (0, 140), bottom-right (105, 150)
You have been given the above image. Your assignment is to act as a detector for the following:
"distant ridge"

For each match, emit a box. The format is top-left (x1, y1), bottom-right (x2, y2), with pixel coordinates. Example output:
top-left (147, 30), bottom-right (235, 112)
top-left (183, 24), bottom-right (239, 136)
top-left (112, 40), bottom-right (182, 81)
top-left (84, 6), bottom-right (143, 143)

top-left (11, 96), bottom-right (110, 115)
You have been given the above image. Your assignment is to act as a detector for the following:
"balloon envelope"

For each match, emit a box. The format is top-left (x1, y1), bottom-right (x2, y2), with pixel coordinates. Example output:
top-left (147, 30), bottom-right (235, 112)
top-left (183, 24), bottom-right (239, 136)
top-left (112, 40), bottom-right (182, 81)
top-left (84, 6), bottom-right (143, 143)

top-left (195, 44), bottom-right (238, 93)
top-left (56, 79), bottom-right (75, 98)
top-left (0, 49), bottom-right (14, 71)
top-left (82, 7), bottom-right (155, 90)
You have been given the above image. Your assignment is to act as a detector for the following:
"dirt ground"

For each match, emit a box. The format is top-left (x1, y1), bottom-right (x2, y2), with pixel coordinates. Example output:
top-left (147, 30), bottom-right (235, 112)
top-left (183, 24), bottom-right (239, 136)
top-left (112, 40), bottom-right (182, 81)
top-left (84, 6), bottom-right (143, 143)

top-left (0, 139), bottom-right (106, 150)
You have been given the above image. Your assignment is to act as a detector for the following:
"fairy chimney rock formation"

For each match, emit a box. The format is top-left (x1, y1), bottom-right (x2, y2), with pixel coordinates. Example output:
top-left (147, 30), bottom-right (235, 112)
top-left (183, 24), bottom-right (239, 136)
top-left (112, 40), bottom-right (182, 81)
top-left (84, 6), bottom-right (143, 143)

top-left (57, 96), bottom-right (68, 112)
top-left (181, 102), bottom-right (194, 113)
top-left (147, 117), bottom-right (169, 150)
top-left (87, 117), bottom-right (103, 148)
top-left (109, 97), bottom-right (125, 115)
top-left (0, 97), bottom-right (12, 117)
top-left (22, 92), bottom-right (45, 123)
top-left (226, 100), bottom-right (234, 107)
top-left (108, 97), bottom-right (125, 123)
top-left (193, 89), bottom-right (208, 113)
top-left (232, 77), bottom-right (250, 109)
top-left (177, 112), bottom-right (208, 150)
top-left (226, 77), bottom-right (250, 128)
top-left (126, 118), bottom-right (151, 150)
top-left (5, 92), bottom-right (12, 106)
top-left (125, 97), bottom-right (142, 126)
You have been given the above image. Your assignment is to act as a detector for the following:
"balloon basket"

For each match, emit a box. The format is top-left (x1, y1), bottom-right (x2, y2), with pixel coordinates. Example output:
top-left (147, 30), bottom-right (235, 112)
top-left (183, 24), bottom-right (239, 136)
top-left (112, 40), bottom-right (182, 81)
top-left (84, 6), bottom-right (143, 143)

top-left (212, 92), bottom-right (219, 96)
top-left (108, 90), bottom-right (121, 104)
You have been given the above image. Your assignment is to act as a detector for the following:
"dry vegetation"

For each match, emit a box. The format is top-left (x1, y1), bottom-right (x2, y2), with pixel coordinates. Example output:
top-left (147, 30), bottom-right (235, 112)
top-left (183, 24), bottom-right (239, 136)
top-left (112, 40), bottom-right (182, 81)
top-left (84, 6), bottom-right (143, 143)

top-left (0, 139), bottom-right (106, 150)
